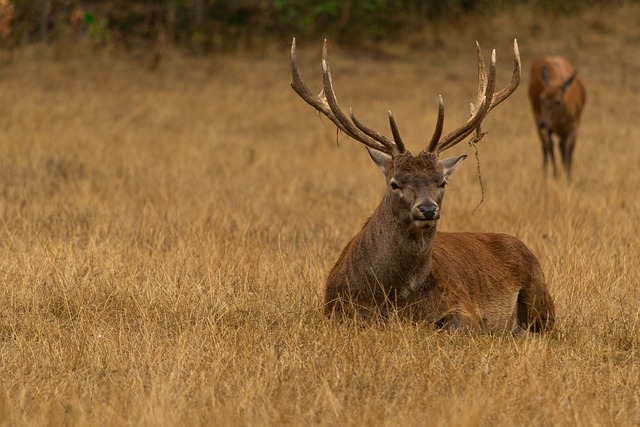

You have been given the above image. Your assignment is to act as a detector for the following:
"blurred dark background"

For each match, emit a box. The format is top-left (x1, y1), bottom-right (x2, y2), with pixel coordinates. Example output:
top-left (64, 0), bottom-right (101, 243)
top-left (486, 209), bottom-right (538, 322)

top-left (0, 0), bottom-right (629, 53)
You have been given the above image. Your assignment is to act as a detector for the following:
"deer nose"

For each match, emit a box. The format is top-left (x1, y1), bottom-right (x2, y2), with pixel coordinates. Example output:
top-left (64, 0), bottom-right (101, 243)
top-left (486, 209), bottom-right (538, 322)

top-left (415, 204), bottom-right (439, 220)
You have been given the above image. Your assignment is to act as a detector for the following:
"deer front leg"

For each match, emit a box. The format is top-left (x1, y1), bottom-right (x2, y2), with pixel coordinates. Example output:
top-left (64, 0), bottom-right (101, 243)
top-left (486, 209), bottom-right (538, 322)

top-left (559, 130), bottom-right (577, 182)
top-left (435, 308), bottom-right (481, 332)
top-left (538, 128), bottom-right (557, 178)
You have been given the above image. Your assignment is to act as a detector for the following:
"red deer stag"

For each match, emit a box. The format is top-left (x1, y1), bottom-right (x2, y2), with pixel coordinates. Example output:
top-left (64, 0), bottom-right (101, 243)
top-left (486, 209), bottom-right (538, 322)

top-left (529, 57), bottom-right (586, 182)
top-left (290, 39), bottom-right (556, 334)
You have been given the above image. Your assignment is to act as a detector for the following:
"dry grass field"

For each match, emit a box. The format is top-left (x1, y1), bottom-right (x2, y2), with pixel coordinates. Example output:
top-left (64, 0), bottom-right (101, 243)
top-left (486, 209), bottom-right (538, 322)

top-left (1, 3), bottom-right (639, 426)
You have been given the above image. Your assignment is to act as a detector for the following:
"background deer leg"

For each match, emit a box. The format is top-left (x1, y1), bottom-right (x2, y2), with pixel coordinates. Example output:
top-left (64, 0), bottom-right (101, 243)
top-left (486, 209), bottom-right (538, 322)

top-left (538, 128), bottom-right (558, 178)
top-left (560, 130), bottom-right (577, 182)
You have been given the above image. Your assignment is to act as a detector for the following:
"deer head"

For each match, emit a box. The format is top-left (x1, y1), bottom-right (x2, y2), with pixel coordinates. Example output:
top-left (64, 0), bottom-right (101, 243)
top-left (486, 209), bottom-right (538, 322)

top-left (537, 67), bottom-right (578, 131)
top-left (290, 39), bottom-right (521, 234)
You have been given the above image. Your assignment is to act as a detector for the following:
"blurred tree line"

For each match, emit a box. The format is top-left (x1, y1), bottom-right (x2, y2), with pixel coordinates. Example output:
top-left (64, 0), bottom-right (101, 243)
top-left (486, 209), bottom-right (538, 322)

top-left (0, 0), bottom-right (629, 52)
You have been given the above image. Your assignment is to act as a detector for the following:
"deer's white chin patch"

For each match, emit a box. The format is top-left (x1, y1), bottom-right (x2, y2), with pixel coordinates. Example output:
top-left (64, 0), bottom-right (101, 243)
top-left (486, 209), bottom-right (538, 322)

top-left (413, 219), bottom-right (437, 230)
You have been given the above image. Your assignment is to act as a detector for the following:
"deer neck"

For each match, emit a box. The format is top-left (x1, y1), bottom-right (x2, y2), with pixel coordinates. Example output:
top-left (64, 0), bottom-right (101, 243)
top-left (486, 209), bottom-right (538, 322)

top-left (350, 198), bottom-right (435, 304)
top-left (362, 197), bottom-right (436, 279)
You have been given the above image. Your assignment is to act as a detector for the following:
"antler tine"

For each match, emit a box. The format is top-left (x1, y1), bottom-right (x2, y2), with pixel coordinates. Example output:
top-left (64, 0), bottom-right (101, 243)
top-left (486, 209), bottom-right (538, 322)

top-left (320, 40), bottom-right (398, 154)
top-left (488, 38), bottom-right (521, 112)
top-left (435, 46), bottom-right (497, 153)
top-left (469, 39), bottom-right (520, 141)
top-left (290, 38), bottom-right (341, 130)
top-left (290, 38), bottom-right (392, 154)
top-left (474, 41), bottom-right (488, 114)
top-left (426, 95), bottom-right (445, 153)
top-left (349, 109), bottom-right (401, 154)
top-left (429, 40), bottom-right (520, 155)
top-left (470, 40), bottom-right (519, 139)
top-left (470, 45), bottom-right (495, 140)
top-left (387, 111), bottom-right (406, 154)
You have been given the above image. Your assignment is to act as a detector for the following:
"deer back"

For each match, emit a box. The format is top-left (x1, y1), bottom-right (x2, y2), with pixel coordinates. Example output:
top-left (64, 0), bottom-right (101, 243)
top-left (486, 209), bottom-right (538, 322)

top-left (420, 232), bottom-right (550, 332)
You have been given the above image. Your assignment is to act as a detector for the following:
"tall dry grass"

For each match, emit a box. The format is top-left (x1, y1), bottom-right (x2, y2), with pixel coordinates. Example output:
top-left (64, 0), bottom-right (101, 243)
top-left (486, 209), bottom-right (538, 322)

top-left (0, 3), bottom-right (639, 426)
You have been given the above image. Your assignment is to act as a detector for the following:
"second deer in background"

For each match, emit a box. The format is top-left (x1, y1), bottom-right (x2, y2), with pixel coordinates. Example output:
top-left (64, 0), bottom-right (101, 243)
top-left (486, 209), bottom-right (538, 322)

top-left (529, 57), bottom-right (586, 182)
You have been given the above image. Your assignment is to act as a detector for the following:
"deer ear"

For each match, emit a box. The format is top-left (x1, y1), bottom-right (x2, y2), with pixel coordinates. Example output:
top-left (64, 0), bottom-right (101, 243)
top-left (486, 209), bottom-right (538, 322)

top-left (440, 155), bottom-right (467, 179)
top-left (367, 147), bottom-right (393, 177)
top-left (561, 71), bottom-right (577, 92)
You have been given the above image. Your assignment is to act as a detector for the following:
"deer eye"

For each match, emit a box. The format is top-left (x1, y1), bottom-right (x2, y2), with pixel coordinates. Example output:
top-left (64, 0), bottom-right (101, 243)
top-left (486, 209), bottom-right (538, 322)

top-left (389, 181), bottom-right (401, 190)
top-left (439, 181), bottom-right (447, 189)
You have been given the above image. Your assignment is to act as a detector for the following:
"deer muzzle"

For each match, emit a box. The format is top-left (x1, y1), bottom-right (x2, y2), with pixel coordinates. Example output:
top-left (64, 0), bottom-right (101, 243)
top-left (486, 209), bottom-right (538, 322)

top-left (412, 203), bottom-right (440, 228)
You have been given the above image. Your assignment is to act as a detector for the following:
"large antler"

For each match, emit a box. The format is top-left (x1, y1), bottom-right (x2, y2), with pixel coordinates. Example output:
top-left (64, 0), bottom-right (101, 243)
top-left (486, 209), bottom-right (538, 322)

top-left (427, 39), bottom-right (521, 154)
top-left (290, 38), bottom-right (405, 155)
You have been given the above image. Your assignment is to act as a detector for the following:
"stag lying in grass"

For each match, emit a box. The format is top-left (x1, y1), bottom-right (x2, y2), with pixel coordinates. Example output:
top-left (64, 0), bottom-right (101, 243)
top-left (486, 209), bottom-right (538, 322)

top-left (290, 39), bottom-right (555, 334)
top-left (529, 56), bottom-right (586, 182)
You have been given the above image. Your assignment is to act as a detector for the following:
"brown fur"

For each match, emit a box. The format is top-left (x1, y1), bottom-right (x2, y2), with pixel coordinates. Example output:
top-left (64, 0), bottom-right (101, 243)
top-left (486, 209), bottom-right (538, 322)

top-left (529, 56), bottom-right (586, 182)
top-left (325, 151), bottom-right (555, 334)
top-left (290, 39), bottom-right (553, 333)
